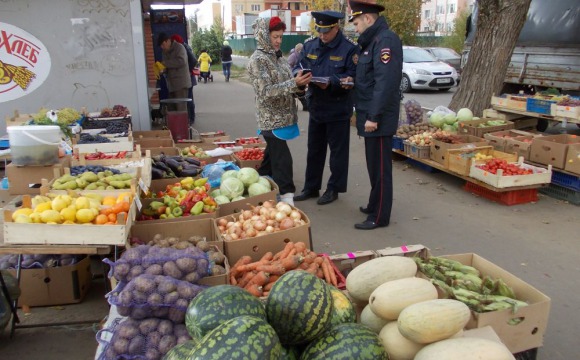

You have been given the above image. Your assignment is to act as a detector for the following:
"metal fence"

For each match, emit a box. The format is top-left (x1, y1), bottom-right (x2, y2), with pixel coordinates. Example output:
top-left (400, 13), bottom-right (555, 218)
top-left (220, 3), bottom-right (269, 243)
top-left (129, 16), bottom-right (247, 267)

top-left (228, 34), bottom-right (311, 54)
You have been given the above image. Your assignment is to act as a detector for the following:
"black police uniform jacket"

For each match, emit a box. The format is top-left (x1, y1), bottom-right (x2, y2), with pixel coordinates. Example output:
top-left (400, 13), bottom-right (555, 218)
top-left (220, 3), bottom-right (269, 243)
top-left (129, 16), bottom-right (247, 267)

top-left (355, 16), bottom-right (403, 137)
top-left (295, 31), bottom-right (359, 122)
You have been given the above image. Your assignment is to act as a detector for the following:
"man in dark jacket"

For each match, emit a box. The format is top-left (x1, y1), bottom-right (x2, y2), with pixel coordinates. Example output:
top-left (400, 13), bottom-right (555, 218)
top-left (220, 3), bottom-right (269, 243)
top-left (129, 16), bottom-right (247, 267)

top-left (347, 1), bottom-right (403, 229)
top-left (221, 40), bottom-right (233, 82)
top-left (293, 11), bottom-right (359, 205)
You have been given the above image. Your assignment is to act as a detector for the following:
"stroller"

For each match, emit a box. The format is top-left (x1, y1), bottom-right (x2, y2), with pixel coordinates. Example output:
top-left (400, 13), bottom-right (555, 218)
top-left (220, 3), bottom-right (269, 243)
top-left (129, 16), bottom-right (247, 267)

top-left (197, 66), bottom-right (213, 83)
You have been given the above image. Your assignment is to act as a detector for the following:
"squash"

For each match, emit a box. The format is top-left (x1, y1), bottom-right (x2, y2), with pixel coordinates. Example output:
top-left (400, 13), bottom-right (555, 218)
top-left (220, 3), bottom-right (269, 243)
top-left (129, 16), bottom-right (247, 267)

top-left (369, 277), bottom-right (438, 320)
top-left (378, 322), bottom-right (424, 360)
top-left (360, 304), bottom-right (390, 333)
top-left (397, 299), bottom-right (470, 344)
top-left (345, 256), bottom-right (417, 303)
top-left (414, 337), bottom-right (515, 360)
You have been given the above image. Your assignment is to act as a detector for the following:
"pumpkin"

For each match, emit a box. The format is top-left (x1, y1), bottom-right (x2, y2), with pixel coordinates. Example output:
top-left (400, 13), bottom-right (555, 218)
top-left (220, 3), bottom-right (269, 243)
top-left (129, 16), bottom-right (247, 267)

top-left (369, 277), bottom-right (438, 320)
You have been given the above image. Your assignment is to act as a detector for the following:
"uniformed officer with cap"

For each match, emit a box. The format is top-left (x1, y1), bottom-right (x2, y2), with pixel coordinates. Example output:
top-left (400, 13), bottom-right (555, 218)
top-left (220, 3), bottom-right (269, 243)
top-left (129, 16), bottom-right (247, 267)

top-left (345, 0), bottom-right (403, 230)
top-left (293, 10), bottom-right (359, 205)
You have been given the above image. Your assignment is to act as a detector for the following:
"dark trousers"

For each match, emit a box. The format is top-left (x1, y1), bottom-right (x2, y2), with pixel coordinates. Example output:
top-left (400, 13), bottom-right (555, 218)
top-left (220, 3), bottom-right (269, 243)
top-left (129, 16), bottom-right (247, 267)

top-left (364, 136), bottom-right (393, 226)
top-left (303, 118), bottom-right (350, 193)
top-left (168, 88), bottom-right (188, 112)
top-left (258, 133), bottom-right (296, 194)
top-left (187, 86), bottom-right (195, 124)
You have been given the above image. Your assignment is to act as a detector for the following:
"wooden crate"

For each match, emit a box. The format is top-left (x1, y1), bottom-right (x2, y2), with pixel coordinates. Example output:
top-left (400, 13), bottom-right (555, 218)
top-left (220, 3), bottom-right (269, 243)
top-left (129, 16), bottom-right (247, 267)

top-left (483, 108), bottom-right (525, 121)
top-left (73, 136), bottom-right (134, 153)
top-left (551, 104), bottom-right (580, 120)
top-left (3, 195), bottom-right (135, 246)
top-left (458, 119), bottom-right (515, 138)
top-left (4, 110), bottom-right (34, 128)
top-left (40, 170), bottom-right (138, 196)
top-left (446, 146), bottom-right (494, 176)
top-left (469, 158), bottom-right (552, 188)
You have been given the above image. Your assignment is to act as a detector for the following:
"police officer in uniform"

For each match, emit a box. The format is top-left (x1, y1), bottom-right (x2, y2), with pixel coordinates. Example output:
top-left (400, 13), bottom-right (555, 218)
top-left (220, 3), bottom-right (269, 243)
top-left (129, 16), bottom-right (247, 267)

top-left (293, 11), bottom-right (359, 205)
top-left (346, 1), bottom-right (403, 229)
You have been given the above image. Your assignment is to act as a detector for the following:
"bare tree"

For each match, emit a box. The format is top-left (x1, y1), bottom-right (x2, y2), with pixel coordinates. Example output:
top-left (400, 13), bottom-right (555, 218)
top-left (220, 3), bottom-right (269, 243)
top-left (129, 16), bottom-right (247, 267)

top-left (448, 0), bottom-right (531, 115)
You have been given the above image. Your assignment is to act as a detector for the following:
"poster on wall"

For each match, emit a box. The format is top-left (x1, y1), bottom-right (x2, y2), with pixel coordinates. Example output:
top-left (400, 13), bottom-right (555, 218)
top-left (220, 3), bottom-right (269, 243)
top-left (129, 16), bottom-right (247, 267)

top-left (0, 22), bottom-right (51, 103)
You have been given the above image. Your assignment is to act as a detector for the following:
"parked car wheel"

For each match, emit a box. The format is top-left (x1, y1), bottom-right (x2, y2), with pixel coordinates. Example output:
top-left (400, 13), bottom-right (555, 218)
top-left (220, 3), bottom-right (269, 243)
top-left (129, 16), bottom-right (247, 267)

top-left (400, 74), bottom-right (412, 93)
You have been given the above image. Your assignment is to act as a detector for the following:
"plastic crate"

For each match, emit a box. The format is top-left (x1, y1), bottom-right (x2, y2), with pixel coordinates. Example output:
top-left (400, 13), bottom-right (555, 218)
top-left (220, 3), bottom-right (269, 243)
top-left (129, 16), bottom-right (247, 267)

top-left (406, 158), bottom-right (440, 173)
top-left (550, 170), bottom-right (580, 191)
top-left (392, 136), bottom-right (404, 151)
top-left (463, 182), bottom-right (538, 205)
top-left (526, 98), bottom-right (556, 115)
top-left (539, 184), bottom-right (580, 205)
top-left (403, 141), bottom-right (430, 159)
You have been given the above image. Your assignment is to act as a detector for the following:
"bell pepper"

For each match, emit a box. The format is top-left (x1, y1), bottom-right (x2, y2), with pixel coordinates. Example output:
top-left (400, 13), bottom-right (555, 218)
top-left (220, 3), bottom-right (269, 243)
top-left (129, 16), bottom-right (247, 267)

top-left (157, 205), bottom-right (167, 215)
top-left (159, 214), bottom-right (168, 219)
top-left (203, 205), bottom-right (216, 213)
top-left (194, 177), bottom-right (208, 187)
top-left (190, 201), bottom-right (204, 215)
top-left (172, 206), bottom-right (183, 217)
top-left (180, 177), bottom-right (195, 188)
top-left (149, 201), bottom-right (164, 210)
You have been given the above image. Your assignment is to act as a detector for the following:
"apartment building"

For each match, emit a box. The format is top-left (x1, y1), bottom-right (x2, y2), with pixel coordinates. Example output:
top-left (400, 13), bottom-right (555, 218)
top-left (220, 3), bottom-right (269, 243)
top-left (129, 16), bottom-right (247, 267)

top-left (419, 0), bottom-right (474, 36)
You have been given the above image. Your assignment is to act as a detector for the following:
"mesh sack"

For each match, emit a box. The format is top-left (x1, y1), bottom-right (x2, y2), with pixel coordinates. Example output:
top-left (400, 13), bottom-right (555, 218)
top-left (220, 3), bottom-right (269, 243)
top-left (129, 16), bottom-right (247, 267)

top-left (107, 274), bottom-right (207, 322)
top-left (0, 254), bottom-right (82, 270)
top-left (404, 99), bottom-right (424, 125)
top-left (96, 316), bottom-right (191, 360)
top-left (104, 245), bottom-right (210, 284)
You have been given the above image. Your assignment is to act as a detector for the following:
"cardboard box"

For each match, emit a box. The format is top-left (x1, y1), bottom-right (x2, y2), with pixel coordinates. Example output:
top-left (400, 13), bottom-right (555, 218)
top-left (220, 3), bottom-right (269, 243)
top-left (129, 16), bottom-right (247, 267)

top-left (216, 209), bottom-right (311, 264)
top-left (6, 156), bottom-right (71, 195)
top-left (564, 143), bottom-right (580, 175)
top-left (529, 134), bottom-right (580, 169)
top-left (200, 132), bottom-right (230, 144)
top-left (175, 141), bottom-right (217, 151)
top-left (484, 130), bottom-right (535, 151)
top-left (430, 135), bottom-right (488, 166)
top-left (143, 147), bottom-right (180, 157)
top-left (73, 137), bottom-right (134, 153)
top-left (446, 146), bottom-right (494, 176)
top-left (329, 250), bottom-right (376, 279)
top-left (132, 130), bottom-right (172, 139)
top-left (457, 119), bottom-right (515, 138)
top-left (217, 178), bottom-right (279, 216)
top-left (232, 153), bottom-right (262, 171)
top-left (0, 189), bottom-right (16, 208)
top-left (505, 136), bottom-right (535, 160)
top-left (442, 253), bottom-right (550, 353)
top-left (8, 256), bottom-right (92, 307)
top-left (135, 138), bottom-right (175, 149)
top-left (136, 197), bottom-right (217, 225)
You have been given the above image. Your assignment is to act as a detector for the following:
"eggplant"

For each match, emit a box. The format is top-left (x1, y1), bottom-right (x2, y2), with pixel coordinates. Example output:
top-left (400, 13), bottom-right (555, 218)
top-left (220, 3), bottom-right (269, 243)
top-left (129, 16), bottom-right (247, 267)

top-left (153, 161), bottom-right (172, 173)
top-left (182, 157), bottom-right (201, 166)
top-left (151, 167), bottom-right (165, 180)
top-left (178, 168), bottom-right (200, 177)
top-left (164, 158), bottom-right (183, 173)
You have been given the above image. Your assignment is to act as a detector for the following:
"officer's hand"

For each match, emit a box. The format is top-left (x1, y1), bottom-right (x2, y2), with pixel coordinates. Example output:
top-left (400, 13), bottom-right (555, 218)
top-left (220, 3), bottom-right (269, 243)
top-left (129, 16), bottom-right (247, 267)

top-left (340, 76), bottom-right (354, 89)
top-left (295, 71), bottom-right (312, 87)
top-left (364, 120), bottom-right (378, 132)
top-left (314, 82), bottom-right (329, 90)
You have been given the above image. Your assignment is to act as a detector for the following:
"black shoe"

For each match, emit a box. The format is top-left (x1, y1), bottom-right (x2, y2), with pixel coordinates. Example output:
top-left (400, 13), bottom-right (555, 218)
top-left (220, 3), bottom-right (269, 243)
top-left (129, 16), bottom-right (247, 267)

top-left (359, 206), bottom-right (372, 215)
top-left (317, 190), bottom-right (338, 205)
top-left (294, 190), bottom-right (319, 202)
top-left (354, 220), bottom-right (388, 230)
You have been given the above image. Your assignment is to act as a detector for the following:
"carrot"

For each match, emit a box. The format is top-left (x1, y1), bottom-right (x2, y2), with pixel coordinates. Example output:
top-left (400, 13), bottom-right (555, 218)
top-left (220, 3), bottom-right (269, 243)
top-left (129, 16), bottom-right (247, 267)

top-left (267, 274), bottom-right (280, 284)
top-left (236, 260), bottom-right (265, 274)
top-left (244, 284), bottom-right (263, 297)
top-left (246, 271), bottom-right (270, 287)
top-left (325, 257), bottom-right (338, 287)
top-left (238, 270), bottom-right (257, 288)
top-left (274, 242), bottom-right (294, 260)
top-left (314, 256), bottom-right (324, 266)
top-left (298, 262), bottom-right (310, 270)
top-left (321, 259), bottom-right (332, 285)
top-left (262, 290), bottom-right (269, 297)
top-left (302, 251), bottom-right (317, 265)
top-left (280, 255), bottom-right (303, 271)
top-left (230, 256), bottom-right (252, 277)
top-left (230, 274), bottom-right (238, 286)
top-left (294, 241), bottom-right (307, 254)
top-left (316, 266), bottom-right (324, 279)
top-left (256, 263), bottom-right (286, 275)
top-left (263, 281), bottom-right (276, 291)
top-left (305, 262), bottom-right (319, 276)
top-left (288, 248), bottom-right (297, 257)
top-left (260, 251), bottom-right (274, 262)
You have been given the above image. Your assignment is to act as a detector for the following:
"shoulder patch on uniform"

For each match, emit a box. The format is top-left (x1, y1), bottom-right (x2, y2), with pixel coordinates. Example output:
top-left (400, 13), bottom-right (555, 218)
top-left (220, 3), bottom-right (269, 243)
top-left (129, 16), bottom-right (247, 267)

top-left (345, 36), bottom-right (357, 46)
top-left (380, 48), bottom-right (391, 64)
top-left (304, 36), bottom-right (317, 43)
top-left (307, 54), bottom-right (318, 60)
top-left (329, 56), bottom-right (343, 61)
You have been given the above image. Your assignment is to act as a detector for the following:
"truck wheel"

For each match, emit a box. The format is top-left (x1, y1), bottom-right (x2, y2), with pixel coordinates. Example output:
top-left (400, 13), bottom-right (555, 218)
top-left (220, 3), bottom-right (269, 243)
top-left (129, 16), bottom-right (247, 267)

top-left (536, 119), bottom-right (549, 132)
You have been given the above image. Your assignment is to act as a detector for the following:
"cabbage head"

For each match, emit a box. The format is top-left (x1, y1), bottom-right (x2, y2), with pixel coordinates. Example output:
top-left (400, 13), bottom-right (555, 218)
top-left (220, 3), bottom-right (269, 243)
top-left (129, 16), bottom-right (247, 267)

top-left (429, 113), bottom-right (445, 128)
top-left (456, 108), bottom-right (474, 122)
top-left (221, 170), bottom-right (239, 183)
top-left (248, 183), bottom-right (270, 197)
top-left (214, 195), bottom-right (230, 205)
top-left (237, 167), bottom-right (260, 187)
top-left (444, 113), bottom-right (457, 125)
top-left (257, 177), bottom-right (272, 191)
top-left (220, 178), bottom-right (245, 199)
top-left (210, 189), bottom-right (222, 198)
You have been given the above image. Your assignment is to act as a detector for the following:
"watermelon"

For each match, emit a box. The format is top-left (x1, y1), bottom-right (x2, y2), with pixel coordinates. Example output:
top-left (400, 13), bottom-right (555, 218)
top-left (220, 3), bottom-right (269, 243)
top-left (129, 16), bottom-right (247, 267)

top-left (163, 340), bottom-right (198, 360)
top-left (328, 286), bottom-right (356, 327)
top-left (266, 270), bottom-right (333, 345)
top-left (185, 285), bottom-right (267, 340)
top-left (185, 315), bottom-right (282, 359)
top-left (300, 323), bottom-right (388, 360)
top-left (280, 345), bottom-right (301, 360)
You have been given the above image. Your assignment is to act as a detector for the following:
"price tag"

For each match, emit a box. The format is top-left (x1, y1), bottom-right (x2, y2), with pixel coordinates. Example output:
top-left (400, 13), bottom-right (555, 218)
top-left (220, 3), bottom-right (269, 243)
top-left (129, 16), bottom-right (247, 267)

top-left (100, 330), bottom-right (113, 342)
top-left (134, 196), bottom-right (142, 211)
top-left (139, 179), bottom-right (149, 195)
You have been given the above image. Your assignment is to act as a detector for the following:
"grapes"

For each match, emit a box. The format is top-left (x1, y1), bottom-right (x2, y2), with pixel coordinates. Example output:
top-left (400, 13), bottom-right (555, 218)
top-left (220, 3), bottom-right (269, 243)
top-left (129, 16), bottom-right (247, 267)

top-left (82, 119), bottom-right (130, 134)
top-left (404, 100), bottom-right (424, 125)
top-left (100, 105), bottom-right (131, 118)
top-left (556, 96), bottom-right (580, 107)
top-left (78, 134), bottom-right (112, 144)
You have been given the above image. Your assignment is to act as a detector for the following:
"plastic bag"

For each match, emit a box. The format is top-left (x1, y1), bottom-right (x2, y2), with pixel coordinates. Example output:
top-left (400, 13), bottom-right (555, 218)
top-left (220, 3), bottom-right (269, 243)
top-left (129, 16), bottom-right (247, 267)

top-left (96, 316), bottom-right (191, 360)
top-left (107, 274), bottom-right (206, 322)
top-left (428, 105), bottom-right (456, 118)
top-left (201, 160), bottom-right (240, 188)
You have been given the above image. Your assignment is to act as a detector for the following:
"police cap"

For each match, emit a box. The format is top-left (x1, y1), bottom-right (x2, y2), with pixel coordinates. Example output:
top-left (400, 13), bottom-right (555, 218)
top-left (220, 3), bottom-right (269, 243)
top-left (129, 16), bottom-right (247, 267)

top-left (348, 0), bottom-right (385, 22)
top-left (312, 10), bottom-right (343, 33)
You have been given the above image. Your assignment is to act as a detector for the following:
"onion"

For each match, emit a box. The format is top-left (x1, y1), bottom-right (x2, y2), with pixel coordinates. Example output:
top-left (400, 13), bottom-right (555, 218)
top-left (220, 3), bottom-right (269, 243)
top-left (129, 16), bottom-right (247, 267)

top-left (252, 206), bottom-right (260, 215)
top-left (251, 215), bottom-right (261, 221)
top-left (274, 211), bottom-right (287, 222)
top-left (279, 218), bottom-right (295, 230)
top-left (218, 225), bottom-right (226, 232)
top-left (289, 210), bottom-right (302, 221)
top-left (269, 209), bottom-right (278, 220)
top-left (262, 201), bottom-right (274, 208)
top-left (259, 207), bottom-right (269, 216)
top-left (256, 231), bottom-right (267, 237)
top-left (254, 220), bottom-right (266, 231)
top-left (265, 226), bottom-right (274, 233)
top-left (242, 220), bottom-right (254, 231)
top-left (224, 234), bottom-right (233, 241)
top-left (242, 210), bottom-right (253, 220)
top-left (226, 221), bottom-right (235, 228)
top-left (277, 203), bottom-right (292, 215)
top-left (246, 228), bottom-right (257, 238)
top-left (218, 218), bottom-right (228, 226)
top-left (266, 219), bottom-right (276, 227)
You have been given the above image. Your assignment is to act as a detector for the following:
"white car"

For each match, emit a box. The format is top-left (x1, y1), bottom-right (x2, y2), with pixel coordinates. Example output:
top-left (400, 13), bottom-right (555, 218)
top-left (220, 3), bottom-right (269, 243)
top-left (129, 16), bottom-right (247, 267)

top-left (401, 46), bottom-right (458, 93)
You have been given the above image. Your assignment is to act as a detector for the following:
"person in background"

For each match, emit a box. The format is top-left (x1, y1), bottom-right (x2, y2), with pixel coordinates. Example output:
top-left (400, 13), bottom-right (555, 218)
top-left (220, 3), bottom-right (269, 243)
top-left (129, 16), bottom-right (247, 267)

top-left (221, 40), bottom-right (233, 82)
top-left (157, 32), bottom-right (191, 112)
top-left (347, 0), bottom-right (403, 230)
top-left (287, 43), bottom-right (308, 111)
top-left (247, 16), bottom-right (312, 206)
top-left (293, 11), bottom-right (359, 206)
top-left (197, 49), bottom-right (212, 83)
top-left (171, 34), bottom-right (197, 124)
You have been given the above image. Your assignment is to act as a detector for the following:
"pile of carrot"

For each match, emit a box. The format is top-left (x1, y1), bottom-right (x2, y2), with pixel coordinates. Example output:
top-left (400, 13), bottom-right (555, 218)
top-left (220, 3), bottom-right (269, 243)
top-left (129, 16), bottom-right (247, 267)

top-left (229, 241), bottom-right (339, 297)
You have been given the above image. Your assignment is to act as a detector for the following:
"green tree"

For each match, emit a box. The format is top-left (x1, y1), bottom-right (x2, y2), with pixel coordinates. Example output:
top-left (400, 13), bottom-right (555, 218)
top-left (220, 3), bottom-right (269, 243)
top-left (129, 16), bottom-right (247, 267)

top-left (441, 10), bottom-right (470, 53)
top-left (377, 0), bottom-right (423, 45)
top-left (190, 16), bottom-right (225, 65)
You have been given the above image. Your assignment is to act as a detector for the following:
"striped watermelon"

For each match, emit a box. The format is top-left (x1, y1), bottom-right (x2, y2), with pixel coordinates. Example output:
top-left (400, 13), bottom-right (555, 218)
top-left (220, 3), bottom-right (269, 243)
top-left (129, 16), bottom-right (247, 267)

top-left (266, 270), bottom-right (333, 345)
top-left (184, 315), bottom-right (282, 359)
top-left (280, 345), bottom-right (301, 360)
top-left (162, 340), bottom-right (197, 360)
top-left (185, 285), bottom-right (267, 340)
top-left (328, 286), bottom-right (356, 327)
top-left (300, 323), bottom-right (388, 360)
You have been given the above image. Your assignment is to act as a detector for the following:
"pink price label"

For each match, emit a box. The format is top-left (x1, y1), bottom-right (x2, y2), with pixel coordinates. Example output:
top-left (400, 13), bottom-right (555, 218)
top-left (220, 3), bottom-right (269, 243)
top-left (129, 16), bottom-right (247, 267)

top-left (347, 252), bottom-right (356, 259)
top-left (400, 245), bottom-right (409, 252)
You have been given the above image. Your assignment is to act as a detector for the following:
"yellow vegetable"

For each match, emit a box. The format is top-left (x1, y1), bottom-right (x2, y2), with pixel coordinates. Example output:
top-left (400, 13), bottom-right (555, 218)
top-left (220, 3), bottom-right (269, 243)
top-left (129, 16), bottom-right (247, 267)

top-left (12, 208), bottom-right (33, 221)
top-left (14, 214), bottom-right (32, 223)
top-left (34, 202), bottom-right (53, 213)
top-left (75, 209), bottom-right (95, 223)
top-left (40, 209), bottom-right (63, 224)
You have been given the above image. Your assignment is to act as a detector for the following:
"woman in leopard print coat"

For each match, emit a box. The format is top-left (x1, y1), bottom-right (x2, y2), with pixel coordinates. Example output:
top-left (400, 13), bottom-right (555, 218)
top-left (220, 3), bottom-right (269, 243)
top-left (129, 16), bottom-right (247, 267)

top-left (247, 17), bottom-right (311, 204)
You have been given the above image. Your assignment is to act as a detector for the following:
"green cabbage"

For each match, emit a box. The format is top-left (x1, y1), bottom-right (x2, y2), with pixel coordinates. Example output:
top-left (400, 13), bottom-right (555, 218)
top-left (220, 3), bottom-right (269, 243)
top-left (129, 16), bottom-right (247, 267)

top-left (248, 183), bottom-right (270, 197)
top-left (210, 189), bottom-right (222, 198)
top-left (456, 108), bottom-right (474, 122)
top-left (257, 177), bottom-right (272, 191)
top-left (444, 113), bottom-right (457, 125)
top-left (214, 195), bottom-right (230, 205)
top-left (429, 113), bottom-right (445, 128)
top-left (221, 170), bottom-right (239, 183)
top-left (237, 167), bottom-right (260, 187)
top-left (220, 178), bottom-right (245, 199)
